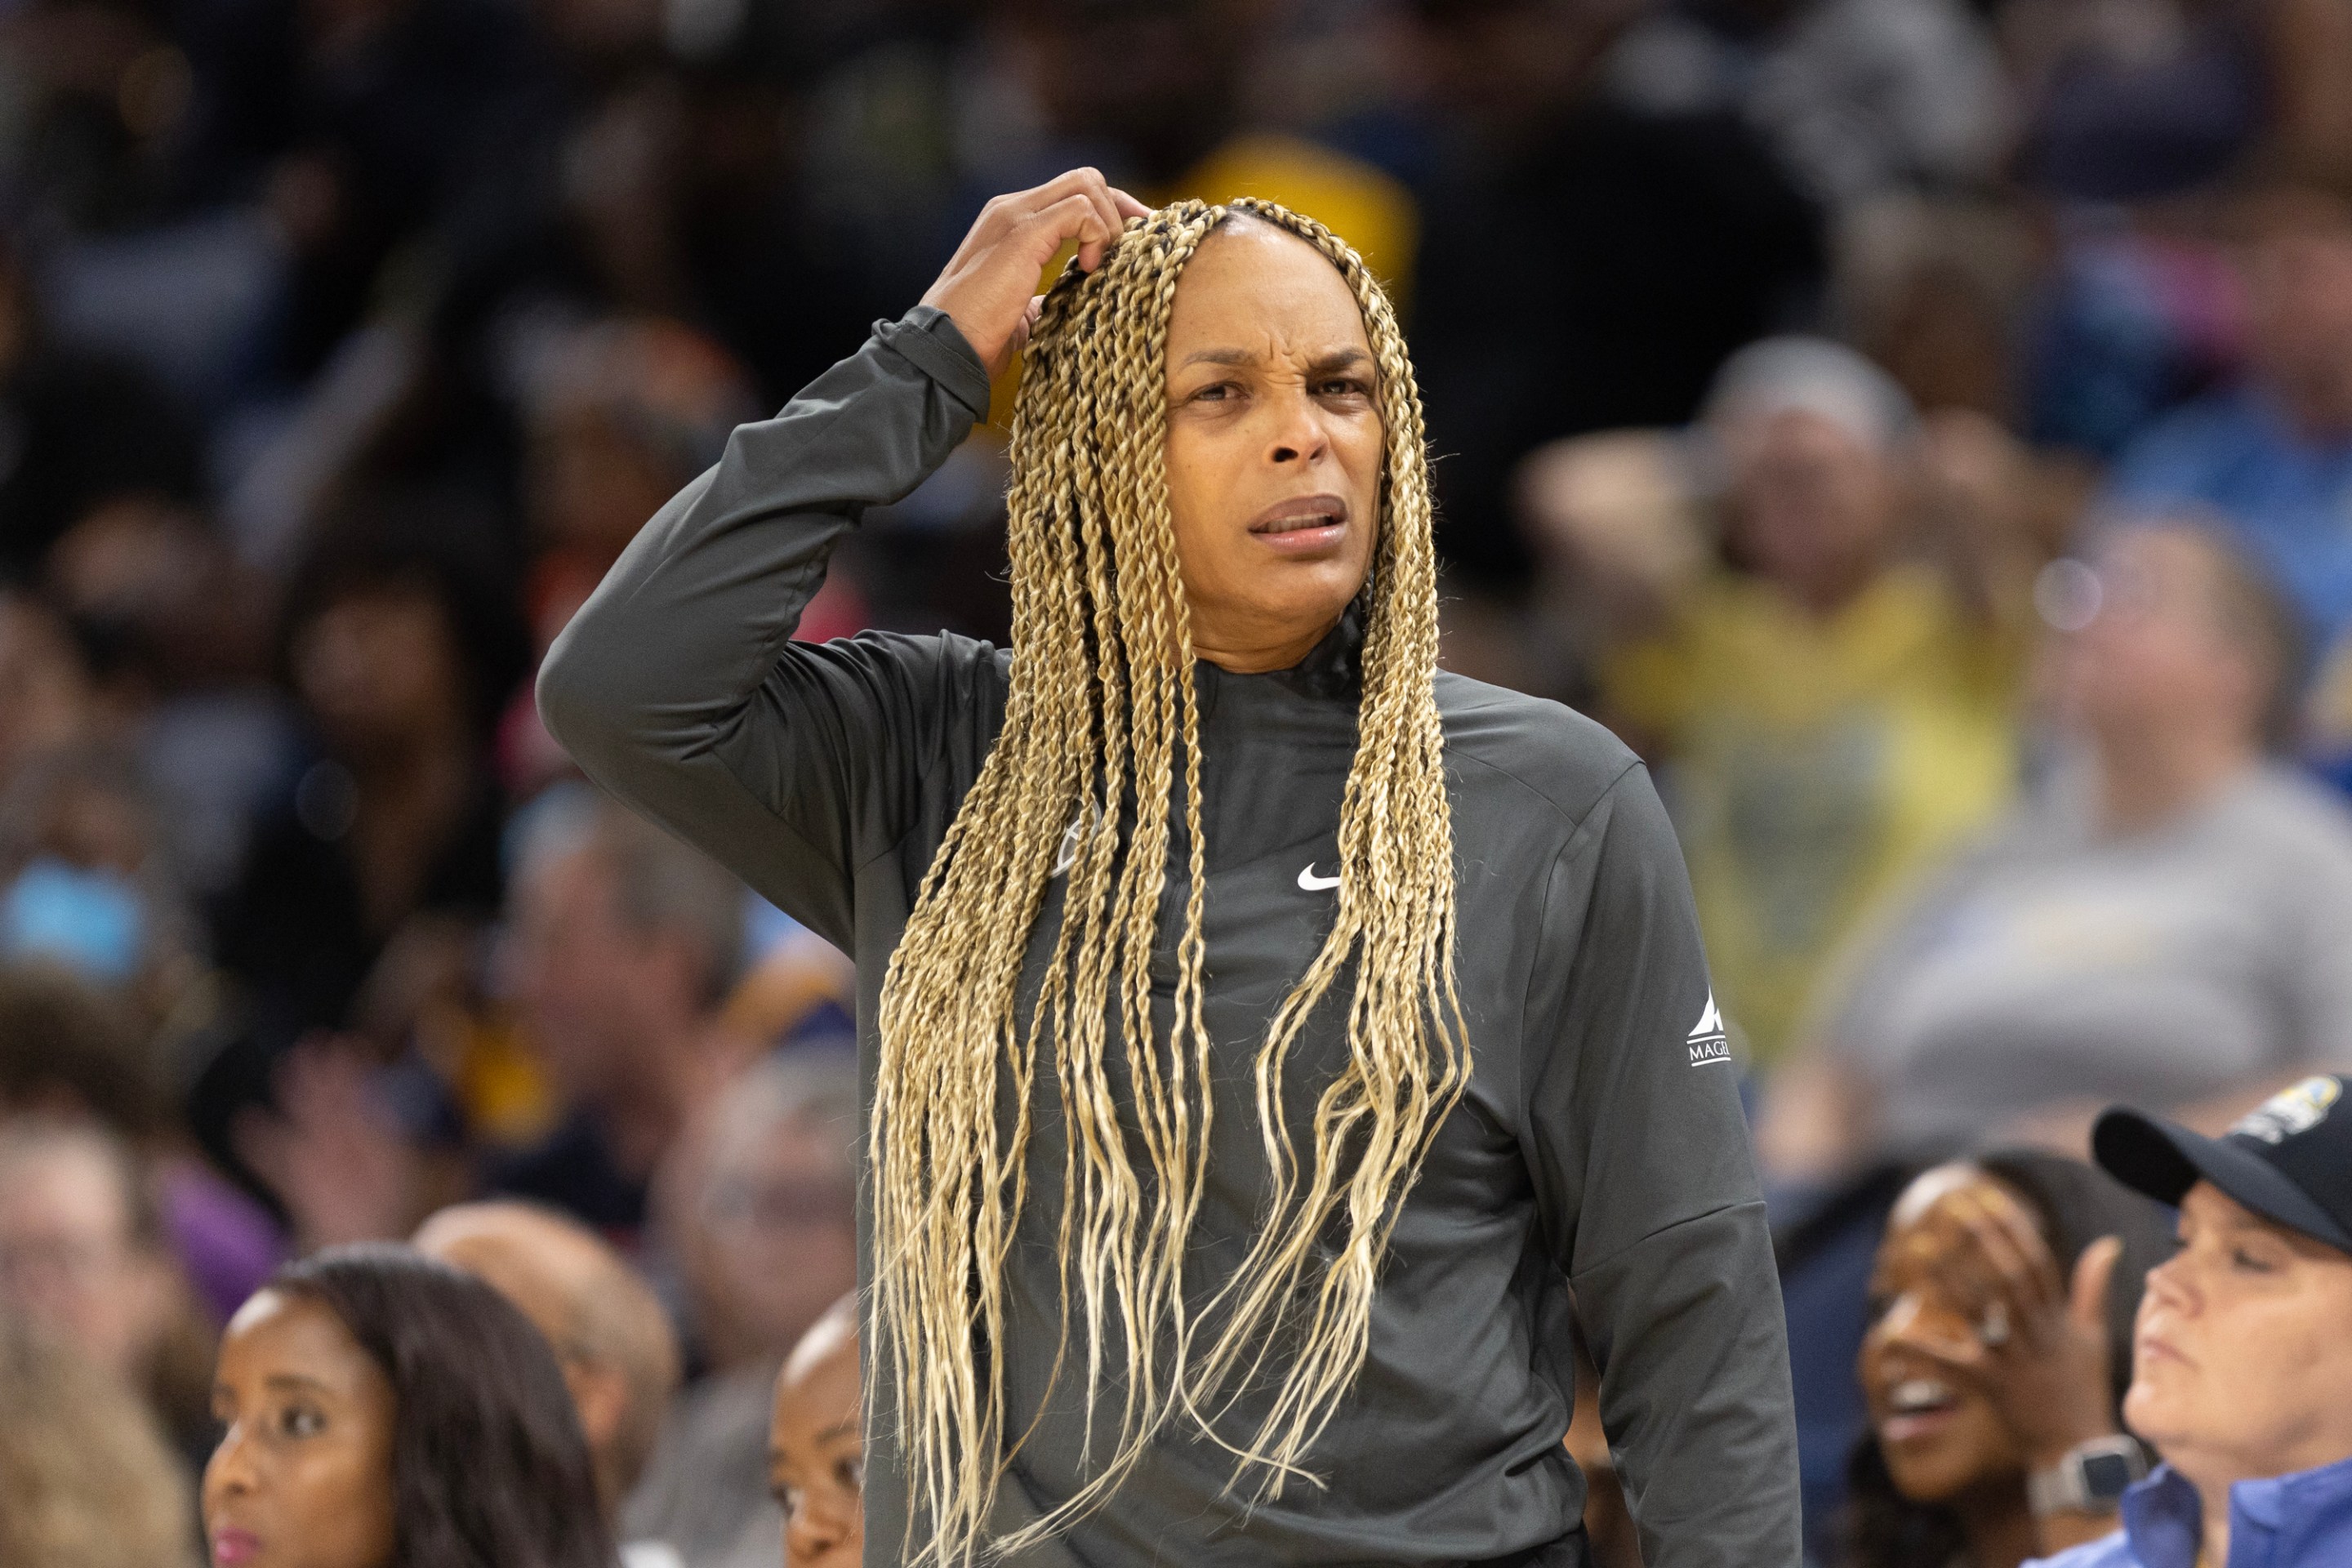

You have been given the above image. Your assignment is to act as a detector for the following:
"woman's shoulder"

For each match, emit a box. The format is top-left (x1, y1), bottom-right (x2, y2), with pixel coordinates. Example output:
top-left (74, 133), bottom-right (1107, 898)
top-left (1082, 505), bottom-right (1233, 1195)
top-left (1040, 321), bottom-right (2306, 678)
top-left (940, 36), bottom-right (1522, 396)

top-left (1433, 670), bottom-right (1644, 829)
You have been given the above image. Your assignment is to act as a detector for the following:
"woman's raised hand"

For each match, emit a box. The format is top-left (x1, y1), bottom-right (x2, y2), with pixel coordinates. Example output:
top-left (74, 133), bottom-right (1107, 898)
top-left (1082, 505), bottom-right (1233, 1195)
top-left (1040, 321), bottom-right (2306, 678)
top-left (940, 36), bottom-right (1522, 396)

top-left (1917, 1182), bottom-right (2125, 1471)
top-left (920, 168), bottom-right (1151, 380)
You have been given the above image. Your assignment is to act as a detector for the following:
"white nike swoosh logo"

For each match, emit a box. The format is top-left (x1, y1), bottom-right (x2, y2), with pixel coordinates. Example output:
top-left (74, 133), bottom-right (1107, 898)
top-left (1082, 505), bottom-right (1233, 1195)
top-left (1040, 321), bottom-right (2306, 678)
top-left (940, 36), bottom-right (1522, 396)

top-left (1050, 815), bottom-right (1084, 877)
top-left (1298, 864), bottom-right (1341, 892)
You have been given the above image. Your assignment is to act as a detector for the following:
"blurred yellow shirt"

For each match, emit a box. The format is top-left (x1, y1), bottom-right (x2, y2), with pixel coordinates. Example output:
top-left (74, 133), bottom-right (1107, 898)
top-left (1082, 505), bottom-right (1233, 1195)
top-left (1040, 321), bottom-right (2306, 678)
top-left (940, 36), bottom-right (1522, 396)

top-left (1602, 564), bottom-right (2021, 1068)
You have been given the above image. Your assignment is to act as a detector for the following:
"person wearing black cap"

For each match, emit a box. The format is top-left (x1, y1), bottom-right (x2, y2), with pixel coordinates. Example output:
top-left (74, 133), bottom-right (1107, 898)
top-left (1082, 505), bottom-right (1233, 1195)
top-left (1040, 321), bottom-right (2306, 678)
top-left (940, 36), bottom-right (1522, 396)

top-left (2025, 1076), bottom-right (2352, 1568)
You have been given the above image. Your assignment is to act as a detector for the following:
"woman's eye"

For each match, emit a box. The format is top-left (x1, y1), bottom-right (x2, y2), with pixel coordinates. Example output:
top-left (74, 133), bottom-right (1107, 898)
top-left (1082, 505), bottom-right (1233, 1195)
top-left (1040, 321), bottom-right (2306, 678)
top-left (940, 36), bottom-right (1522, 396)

top-left (2233, 1247), bottom-right (2278, 1273)
top-left (1317, 378), bottom-right (1369, 399)
top-left (837, 1455), bottom-right (864, 1491)
top-left (1192, 382), bottom-right (1232, 402)
top-left (277, 1404), bottom-right (326, 1438)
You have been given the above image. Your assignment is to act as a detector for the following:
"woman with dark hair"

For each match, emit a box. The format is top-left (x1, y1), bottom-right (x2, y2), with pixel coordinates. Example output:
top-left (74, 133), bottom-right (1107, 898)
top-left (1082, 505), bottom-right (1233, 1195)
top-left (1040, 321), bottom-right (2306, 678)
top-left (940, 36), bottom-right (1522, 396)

top-left (203, 1243), bottom-right (613, 1568)
top-left (1848, 1150), bottom-right (2175, 1568)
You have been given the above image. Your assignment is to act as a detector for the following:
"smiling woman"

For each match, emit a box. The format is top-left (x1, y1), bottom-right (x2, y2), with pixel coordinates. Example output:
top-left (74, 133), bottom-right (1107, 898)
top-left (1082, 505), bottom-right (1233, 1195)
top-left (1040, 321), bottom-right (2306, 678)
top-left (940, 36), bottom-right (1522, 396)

top-left (541, 168), bottom-right (1802, 1568)
top-left (1850, 1152), bottom-right (2172, 1568)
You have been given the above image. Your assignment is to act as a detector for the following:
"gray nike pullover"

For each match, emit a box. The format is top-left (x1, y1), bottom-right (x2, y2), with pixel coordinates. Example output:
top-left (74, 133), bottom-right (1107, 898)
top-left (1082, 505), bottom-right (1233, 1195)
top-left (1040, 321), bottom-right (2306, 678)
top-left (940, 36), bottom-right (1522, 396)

top-left (538, 307), bottom-right (1800, 1568)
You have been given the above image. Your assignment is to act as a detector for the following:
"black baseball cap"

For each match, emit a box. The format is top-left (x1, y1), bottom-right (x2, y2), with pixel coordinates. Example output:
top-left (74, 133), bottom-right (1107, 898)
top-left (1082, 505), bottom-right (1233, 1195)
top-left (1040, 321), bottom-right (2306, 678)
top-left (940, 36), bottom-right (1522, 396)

top-left (2092, 1076), bottom-right (2352, 1256)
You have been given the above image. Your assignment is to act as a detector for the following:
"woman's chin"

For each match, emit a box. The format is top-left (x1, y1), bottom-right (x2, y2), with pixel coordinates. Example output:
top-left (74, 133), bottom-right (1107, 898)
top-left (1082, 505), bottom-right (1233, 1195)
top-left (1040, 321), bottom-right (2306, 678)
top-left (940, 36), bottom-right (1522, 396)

top-left (1878, 1410), bottom-right (2011, 1505)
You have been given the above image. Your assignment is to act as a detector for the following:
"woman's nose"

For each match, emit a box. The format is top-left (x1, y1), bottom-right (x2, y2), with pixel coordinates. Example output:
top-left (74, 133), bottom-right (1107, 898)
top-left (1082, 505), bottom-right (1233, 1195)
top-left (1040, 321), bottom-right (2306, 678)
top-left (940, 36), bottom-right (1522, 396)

top-left (1266, 390), bottom-right (1330, 466)
top-left (787, 1499), bottom-right (850, 1553)
top-left (203, 1423), bottom-right (257, 1503)
top-left (2142, 1252), bottom-right (2198, 1316)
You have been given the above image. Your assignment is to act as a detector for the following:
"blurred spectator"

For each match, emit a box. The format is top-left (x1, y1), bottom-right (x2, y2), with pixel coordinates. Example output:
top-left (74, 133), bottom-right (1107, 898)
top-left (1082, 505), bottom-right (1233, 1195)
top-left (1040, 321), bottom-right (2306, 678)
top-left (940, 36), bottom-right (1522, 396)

top-left (658, 1049), bottom-right (856, 1379)
top-left (197, 510), bottom-right (523, 1189)
top-left (1602, 0), bottom-right (2008, 212)
top-left (2039, 1081), bottom-right (2352, 1566)
top-left (0, 239), bottom-right (203, 576)
top-left (2103, 183), bottom-right (2352, 670)
top-left (44, 497), bottom-right (298, 901)
top-left (0, 588), bottom-right (112, 787)
top-left (1519, 428), bottom-right (1710, 706)
top-left (0, 1311), bottom-right (197, 1568)
top-left (203, 1243), bottom-right (616, 1568)
top-left (2023, 216), bottom-right (2245, 461)
top-left (1764, 523), bottom-right (2352, 1183)
top-left (1847, 1151), bottom-right (2172, 1568)
top-left (766, 1294), bottom-right (860, 1568)
top-left (412, 1199), bottom-right (682, 1545)
top-left (1596, 338), bottom-right (2022, 1067)
top-left (0, 1116), bottom-right (219, 1468)
top-left (499, 314), bottom-right (791, 797)
top-left (626, 1051), bottom-right (858, 1568)
top-left (0, 961), bottom-right (283, 1325)
top-left (0, 745), bottom-right (206, 1016)
top-left (1842, 200), bottom-right (2025, 415)
top-left (172, 0), bottom-right (559, 384)
top-left (982, 0), bottom-right (1419, 288)
top-left (719, 898), bottom-right (857, 1053)
top-left (492, 786), bottom-right (753, 1242)
top-left (546, 62), bottom-right (895, 410)
top-left (2003, 0), bottom-right (2264, 204)
top-left (1405, 0), bottom-right (1826, 585)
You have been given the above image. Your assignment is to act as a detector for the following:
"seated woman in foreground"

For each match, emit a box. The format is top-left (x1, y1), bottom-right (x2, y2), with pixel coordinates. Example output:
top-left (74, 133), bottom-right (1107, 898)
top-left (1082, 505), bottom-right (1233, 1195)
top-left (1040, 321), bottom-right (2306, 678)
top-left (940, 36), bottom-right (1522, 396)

top-left (2026, 1075), bottom-right (2352, 1567)
top-left (203, 1243), bottom-right (614, 1568)
top-left (770, 1294), bottom-right (862, 1568)
top-left (1848, 1149), bottom-right (2172, 1568)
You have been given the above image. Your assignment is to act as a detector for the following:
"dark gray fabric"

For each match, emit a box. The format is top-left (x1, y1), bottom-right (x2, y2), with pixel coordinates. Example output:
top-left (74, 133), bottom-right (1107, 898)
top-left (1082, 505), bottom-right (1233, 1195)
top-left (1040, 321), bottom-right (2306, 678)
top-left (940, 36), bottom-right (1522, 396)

top-left (540, 308), bottom-right (1799, 1568)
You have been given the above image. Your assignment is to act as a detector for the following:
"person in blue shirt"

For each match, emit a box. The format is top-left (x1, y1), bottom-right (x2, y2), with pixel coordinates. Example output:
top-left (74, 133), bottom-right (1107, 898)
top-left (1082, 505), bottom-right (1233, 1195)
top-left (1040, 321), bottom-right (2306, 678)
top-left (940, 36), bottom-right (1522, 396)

top-left (2102, 183), bottom-right (2352, 655)
top-left (2026, 1075), bottom-right (2352, 1567)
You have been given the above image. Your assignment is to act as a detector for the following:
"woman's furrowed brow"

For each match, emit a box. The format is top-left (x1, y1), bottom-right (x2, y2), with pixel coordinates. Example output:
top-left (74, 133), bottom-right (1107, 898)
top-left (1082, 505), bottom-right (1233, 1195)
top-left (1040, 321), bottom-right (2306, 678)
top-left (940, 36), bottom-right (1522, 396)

top-left (1174, 345), bottom-right (1372, 372)
top-left (1177, 346), bottom-right (1256, 369)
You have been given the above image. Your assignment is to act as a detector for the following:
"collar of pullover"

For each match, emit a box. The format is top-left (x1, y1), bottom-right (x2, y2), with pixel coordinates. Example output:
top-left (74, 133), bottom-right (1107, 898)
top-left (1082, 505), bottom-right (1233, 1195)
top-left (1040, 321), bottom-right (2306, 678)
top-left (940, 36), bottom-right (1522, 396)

top-left (1193, 600), bottom-right (1365, 720)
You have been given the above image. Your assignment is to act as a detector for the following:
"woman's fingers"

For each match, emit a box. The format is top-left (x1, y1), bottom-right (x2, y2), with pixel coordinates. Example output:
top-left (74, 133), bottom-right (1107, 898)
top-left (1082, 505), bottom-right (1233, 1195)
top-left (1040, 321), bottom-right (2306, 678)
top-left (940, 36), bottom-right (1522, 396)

top-left (920, 170), bottom-right (1149, 377)
top-left (1011, 167), bottom-right (1143, 270)
top-left (1918, 1188), bottom-right (2059, 1352)
top-left (1976, 1184), bottom-right (2068, 1306)
top-left (1949, 1188), bottom-right (2061, 1333)
top-left (1029, 191), bottom-right (1119, 272)
top-left (1005, 295), bottom-right (1046, 362)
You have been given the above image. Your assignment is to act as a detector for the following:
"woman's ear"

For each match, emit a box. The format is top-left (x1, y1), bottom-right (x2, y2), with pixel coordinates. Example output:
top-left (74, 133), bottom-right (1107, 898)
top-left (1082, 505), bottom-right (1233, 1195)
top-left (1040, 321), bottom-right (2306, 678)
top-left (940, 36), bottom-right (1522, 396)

top-left (567, 1356), bottom-right (633, 1468)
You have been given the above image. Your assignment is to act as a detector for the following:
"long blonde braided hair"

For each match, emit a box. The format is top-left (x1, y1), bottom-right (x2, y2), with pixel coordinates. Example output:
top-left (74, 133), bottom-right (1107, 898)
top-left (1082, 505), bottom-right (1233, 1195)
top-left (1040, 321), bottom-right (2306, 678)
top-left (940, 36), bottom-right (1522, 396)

top-left (868, 198), bottom-right (1467, 1566)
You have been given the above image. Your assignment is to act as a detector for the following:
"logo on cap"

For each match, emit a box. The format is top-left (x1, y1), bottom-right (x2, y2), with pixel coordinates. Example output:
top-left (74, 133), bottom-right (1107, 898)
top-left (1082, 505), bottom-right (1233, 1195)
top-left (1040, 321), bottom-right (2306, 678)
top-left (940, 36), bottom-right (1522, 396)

top-left (2230, 1076), bottom-right (2344, 1146)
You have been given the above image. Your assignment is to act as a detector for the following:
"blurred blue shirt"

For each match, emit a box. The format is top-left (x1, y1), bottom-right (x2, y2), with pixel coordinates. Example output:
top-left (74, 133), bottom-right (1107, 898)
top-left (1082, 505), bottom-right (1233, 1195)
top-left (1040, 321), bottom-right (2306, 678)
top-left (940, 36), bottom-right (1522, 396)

top-left (2105, 385), bottom-right (2352, 648)
top-left (2027, 1454), bottom-right (2352, 1568)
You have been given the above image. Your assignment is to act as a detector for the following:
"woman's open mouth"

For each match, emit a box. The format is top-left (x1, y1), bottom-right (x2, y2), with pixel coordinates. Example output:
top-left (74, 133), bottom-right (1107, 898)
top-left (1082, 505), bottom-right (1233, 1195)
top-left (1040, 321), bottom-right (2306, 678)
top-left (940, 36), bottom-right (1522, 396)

top-left (1248, 495), bottom-right (1350, 555)
top-left (1876, 1377), bottom-right (1962, 1444)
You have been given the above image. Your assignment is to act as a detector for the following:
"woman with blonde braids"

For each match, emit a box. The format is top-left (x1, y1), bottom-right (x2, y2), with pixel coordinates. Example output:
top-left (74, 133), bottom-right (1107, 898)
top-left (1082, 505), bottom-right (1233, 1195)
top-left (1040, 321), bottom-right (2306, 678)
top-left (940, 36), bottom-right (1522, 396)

top-left (542, 167), bottom-right (1798, 1568)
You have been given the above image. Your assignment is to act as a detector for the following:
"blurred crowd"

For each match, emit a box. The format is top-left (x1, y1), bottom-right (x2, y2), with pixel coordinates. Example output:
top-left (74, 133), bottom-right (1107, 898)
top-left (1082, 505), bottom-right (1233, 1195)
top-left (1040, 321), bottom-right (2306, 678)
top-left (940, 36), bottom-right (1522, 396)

top-left (10, 0), bottom-right (2352, 1557)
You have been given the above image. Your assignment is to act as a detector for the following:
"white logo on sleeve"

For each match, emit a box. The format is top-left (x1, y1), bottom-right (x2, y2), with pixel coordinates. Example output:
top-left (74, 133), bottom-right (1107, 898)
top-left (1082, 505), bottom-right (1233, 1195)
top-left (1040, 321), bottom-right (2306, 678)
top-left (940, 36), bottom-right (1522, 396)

top-left (1297, 863), bottom-right (1342, 892)
top-left (1688, 993), bottom-right (1731, 1066)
